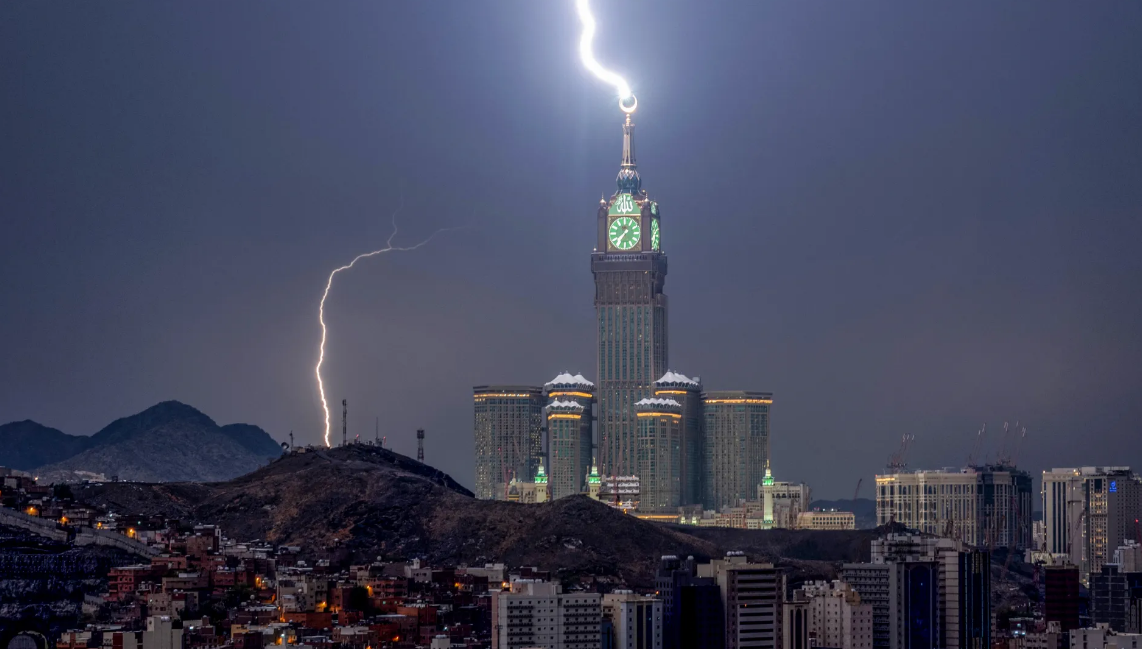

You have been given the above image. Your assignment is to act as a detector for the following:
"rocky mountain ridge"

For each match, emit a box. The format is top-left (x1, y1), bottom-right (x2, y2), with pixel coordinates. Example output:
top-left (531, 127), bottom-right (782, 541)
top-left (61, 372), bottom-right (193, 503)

top-left (72, 444), bottom-right (882, 586)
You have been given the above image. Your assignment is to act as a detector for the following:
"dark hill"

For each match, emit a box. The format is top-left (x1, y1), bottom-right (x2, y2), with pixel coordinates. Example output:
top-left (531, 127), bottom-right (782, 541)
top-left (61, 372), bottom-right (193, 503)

top-left (13, 401), bottom-right (281, 484)
top-left (72, 445), bottom-right (880, 586)
top-left (0, 421), bottom-right (90, 470)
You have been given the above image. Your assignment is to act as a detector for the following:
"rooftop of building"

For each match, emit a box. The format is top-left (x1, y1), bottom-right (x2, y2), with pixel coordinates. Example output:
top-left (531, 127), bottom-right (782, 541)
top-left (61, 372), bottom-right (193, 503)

top-left (472, 385), bottom-right (543, 396)
top-left (545, 372), bottom-right (595, 389)
top-left (654, 371), bottom-right (700, 388)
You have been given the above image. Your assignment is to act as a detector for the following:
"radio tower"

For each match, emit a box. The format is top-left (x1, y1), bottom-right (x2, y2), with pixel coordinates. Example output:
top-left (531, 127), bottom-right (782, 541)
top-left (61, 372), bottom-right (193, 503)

top-left (417, 429), bottom-right (425, 462)
top-left (341, 399), bottom-right (348, 446)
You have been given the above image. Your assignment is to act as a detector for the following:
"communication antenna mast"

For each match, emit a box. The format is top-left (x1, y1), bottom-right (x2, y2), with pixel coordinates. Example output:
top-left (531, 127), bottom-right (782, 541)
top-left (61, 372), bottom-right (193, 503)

top-left (289, 431), bottom-right (294, 449)
top-left (342, 399), bottom-right (348, 446)
top-left (375, 417), bottom-right (380, 445)
top-left (417, 428), bottom-right (425, 462)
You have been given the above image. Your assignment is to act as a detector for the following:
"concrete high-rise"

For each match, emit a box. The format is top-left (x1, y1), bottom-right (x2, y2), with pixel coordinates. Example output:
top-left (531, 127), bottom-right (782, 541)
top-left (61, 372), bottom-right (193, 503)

top-left (593, 114), bottom-right (668, 481)
top-left (653, 372), bottom-right (703, 507)
top-left (636, 397), bottom-right (683, 513)
top-left (698, 552), bottom-right (783, 649)
top-left (491, 580), bottom-right (601, 649)
top-left (473, 386), bottom-right (544, 500)
top-left (702, 392), bottom-right (773, 510)
top-left (603, 590), bottom-right (663, 649)
top-left (545, 373), bottom-right (596, 501)
top-left (1041, 467), bottom-right (1142, 582)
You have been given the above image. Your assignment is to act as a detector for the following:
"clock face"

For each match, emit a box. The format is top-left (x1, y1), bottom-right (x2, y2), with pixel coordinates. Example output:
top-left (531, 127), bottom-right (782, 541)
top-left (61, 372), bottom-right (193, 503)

top-left (608, 216), bottom-right (641, 250)
top-left (609, 193), bottom-right (639, 216)
top-left (651, 218), bottom-right (660, 250)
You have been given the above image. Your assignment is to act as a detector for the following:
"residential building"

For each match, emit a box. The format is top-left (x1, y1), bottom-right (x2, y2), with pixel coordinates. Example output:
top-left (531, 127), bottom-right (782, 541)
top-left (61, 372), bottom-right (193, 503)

top-left (875, 465), bottom-right (1033, 550)
top-left (652, 372), bottom-right (703, 507)
top-left (491, 580), bottom-right (601, 649)
top-left (702, 392), bottom-right (773, 510)
top-left (784, 580), bottom-right (874, 649)
top-left (636, 397), bottom-right (682, 513)
top-left (842, 564), bottom-right (891, 649)
top-left (473, 386), bottom-right (545, 500)
top-left (698, 552), bottom-right (782, 649)
top-left (545, 373), bottom-right (596, 501)
top-left (142, 617), bottom-right (183, 649)
top-left (593, 114), bottom-right (669, 482)
top-left (796, 510), bottom-right (856, 531)
top-left (602, 590), bottom-right (662, 649)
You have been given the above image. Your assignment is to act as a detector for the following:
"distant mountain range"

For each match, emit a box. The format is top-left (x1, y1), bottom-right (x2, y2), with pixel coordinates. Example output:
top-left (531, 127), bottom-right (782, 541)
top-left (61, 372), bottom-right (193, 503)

top-left (0, 401), bottom-right (282, 483)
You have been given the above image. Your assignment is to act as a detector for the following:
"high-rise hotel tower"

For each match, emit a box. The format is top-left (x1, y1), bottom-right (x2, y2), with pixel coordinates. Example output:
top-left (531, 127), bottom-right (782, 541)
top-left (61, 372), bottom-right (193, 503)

top-left (593, 113), bottom-right (668, 479)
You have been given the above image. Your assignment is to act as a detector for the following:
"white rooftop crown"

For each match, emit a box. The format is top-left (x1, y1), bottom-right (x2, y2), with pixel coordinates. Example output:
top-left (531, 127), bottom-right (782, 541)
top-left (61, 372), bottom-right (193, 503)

top-left (546, 372), bottom-right (595, 389)
top-left (654, 371), bottom-right (700, 387)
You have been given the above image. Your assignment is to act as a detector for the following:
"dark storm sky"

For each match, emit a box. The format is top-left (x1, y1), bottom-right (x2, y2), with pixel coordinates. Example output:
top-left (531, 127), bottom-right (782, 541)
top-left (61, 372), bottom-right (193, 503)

top-left (2, 1), bottom-right (1141, 498)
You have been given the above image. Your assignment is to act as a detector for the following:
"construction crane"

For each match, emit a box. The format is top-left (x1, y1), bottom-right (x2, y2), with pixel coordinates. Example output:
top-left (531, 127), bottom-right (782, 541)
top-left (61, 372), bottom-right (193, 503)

top-left (997, 421), bottom-right (1027, 467)
top-left (886, 434), bottom-right (915, 473)
top-left (853, 478), bottom-right (863, 503)
top-left (967, 424), bottom-right (986, 467)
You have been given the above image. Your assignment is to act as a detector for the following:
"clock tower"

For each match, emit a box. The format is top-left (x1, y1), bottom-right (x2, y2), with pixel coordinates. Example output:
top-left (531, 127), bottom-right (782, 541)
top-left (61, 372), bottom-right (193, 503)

top-left (592, 113), bottom-right (668, 480)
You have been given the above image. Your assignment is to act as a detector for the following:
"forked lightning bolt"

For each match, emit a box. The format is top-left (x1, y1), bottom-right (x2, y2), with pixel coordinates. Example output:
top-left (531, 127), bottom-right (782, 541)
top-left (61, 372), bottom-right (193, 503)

top-left (316, 204), bottom-right (452, 447)
top-left (575, 0), bottom-right (637, 112)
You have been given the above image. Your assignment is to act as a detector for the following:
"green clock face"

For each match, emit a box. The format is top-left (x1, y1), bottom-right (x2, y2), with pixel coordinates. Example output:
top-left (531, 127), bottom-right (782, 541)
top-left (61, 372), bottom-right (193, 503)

top-left (609, 193), bottom-right (639, 216)
top-left (608, 216), bottom-right (641, 250)
top-left (651, 218), bottom-right (660, 250)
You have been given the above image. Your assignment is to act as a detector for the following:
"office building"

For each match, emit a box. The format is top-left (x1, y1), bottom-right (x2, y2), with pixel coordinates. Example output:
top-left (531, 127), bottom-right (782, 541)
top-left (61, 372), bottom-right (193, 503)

top-left (875, 465), bottom-right (1033, 550)
top-left (1042, 467), bottom-right (1142, 583)
top-left (1044, 565), bottom-right (1081, 633)
top-left (761, 469), bottom-right (811, 529)
top-left (842, 563), bottom-right (892, 649)
top-left (796, 510), bottom-right (856, 530)
top-left (545, 373), bottom-right (595, 501)
top-left (473, 386), bottom-right (545, 500)
top-left (602, 590), bottom-right (662, 649)
top-left (698, 552), bottom-right (782, 649)
top-left (653, 372), bottom-right (703, 507)
top-left (491, 580), bottom-right (601, 649)
top-left (636, 397), bottom-right (682, 513)
top-left (703, 392), bottom-right (773, 510)
top-left (593, 114), bottom-right (669, 482)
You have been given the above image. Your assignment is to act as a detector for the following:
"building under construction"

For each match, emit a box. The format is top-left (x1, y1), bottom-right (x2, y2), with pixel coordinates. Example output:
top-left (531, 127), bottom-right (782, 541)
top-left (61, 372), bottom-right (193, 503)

top-left (875, 464), bottom-right (1034, 550)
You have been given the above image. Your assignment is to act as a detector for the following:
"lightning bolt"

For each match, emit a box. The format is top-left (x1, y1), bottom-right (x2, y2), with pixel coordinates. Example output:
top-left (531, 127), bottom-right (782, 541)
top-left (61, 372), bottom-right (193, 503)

top-left (315, 200), bottom-right (454, 447)
top-left (575, 0), bottom-right (636, 112)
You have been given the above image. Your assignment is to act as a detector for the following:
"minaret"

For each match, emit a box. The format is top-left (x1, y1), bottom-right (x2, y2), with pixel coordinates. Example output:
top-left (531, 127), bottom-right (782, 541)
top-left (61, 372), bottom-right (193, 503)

top-left (534, 460), bottom-right (549, 503)
top-left (763, 461), bottom-right (775, 526)
top-left (586, 459), bottom-right (602, 500)
top-left (592, 112), bottom-right (668, 485)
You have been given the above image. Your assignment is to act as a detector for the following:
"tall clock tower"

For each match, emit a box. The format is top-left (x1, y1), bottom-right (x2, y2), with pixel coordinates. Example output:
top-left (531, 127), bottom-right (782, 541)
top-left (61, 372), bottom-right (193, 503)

top-left (592, 113), bottom-right (668, 480)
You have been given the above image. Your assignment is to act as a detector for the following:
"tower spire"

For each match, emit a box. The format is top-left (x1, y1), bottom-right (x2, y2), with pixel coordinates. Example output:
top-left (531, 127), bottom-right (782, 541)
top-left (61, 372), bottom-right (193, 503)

top-left (617, 114), bottom-right (641, 195)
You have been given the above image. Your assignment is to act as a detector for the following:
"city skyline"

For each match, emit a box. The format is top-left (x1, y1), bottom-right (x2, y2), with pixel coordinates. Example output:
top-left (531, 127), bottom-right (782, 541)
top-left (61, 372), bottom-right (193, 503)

top-left (2, 2), bottom-right (1141, 499)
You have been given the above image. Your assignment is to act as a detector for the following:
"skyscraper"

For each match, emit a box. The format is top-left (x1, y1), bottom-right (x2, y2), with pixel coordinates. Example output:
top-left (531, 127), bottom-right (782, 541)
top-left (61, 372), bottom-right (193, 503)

top-left (545, 373), bottom-right (596, 501)
top-left (473, 385), bottom-right (544, 500)
top-left (593, 114), bottom-right (668, 481)
top-left (636, 397), bottom-right (682, 513)
top-left (702, 391), bottom-right (773, 510)
top-left (1041, 467), bottom-right (1142, 583)
top-left (653, 371), bottom-right (703, 507)
top-left (698, 553), bottom-right (782, 649)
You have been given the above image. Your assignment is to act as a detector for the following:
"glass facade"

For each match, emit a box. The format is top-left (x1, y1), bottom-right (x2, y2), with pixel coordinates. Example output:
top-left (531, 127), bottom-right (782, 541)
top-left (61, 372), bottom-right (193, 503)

top-left (701, 391), bottom-right (772, 511)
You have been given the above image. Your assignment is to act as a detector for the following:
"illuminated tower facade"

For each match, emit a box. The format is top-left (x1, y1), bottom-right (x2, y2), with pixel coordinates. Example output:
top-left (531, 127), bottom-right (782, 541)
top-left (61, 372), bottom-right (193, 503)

top-left (473, 385), bottom-right (544, 500)
top-left (653, 371), bottom-right (704, 507)
top-left (544, 372), bottom-right (595, 500)
top-left (702, 391), bottom-right (773, 510)
top-left (593, 114), bottom-right (668, 480)
top-left (636, 397), bottom-right (682, 513)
